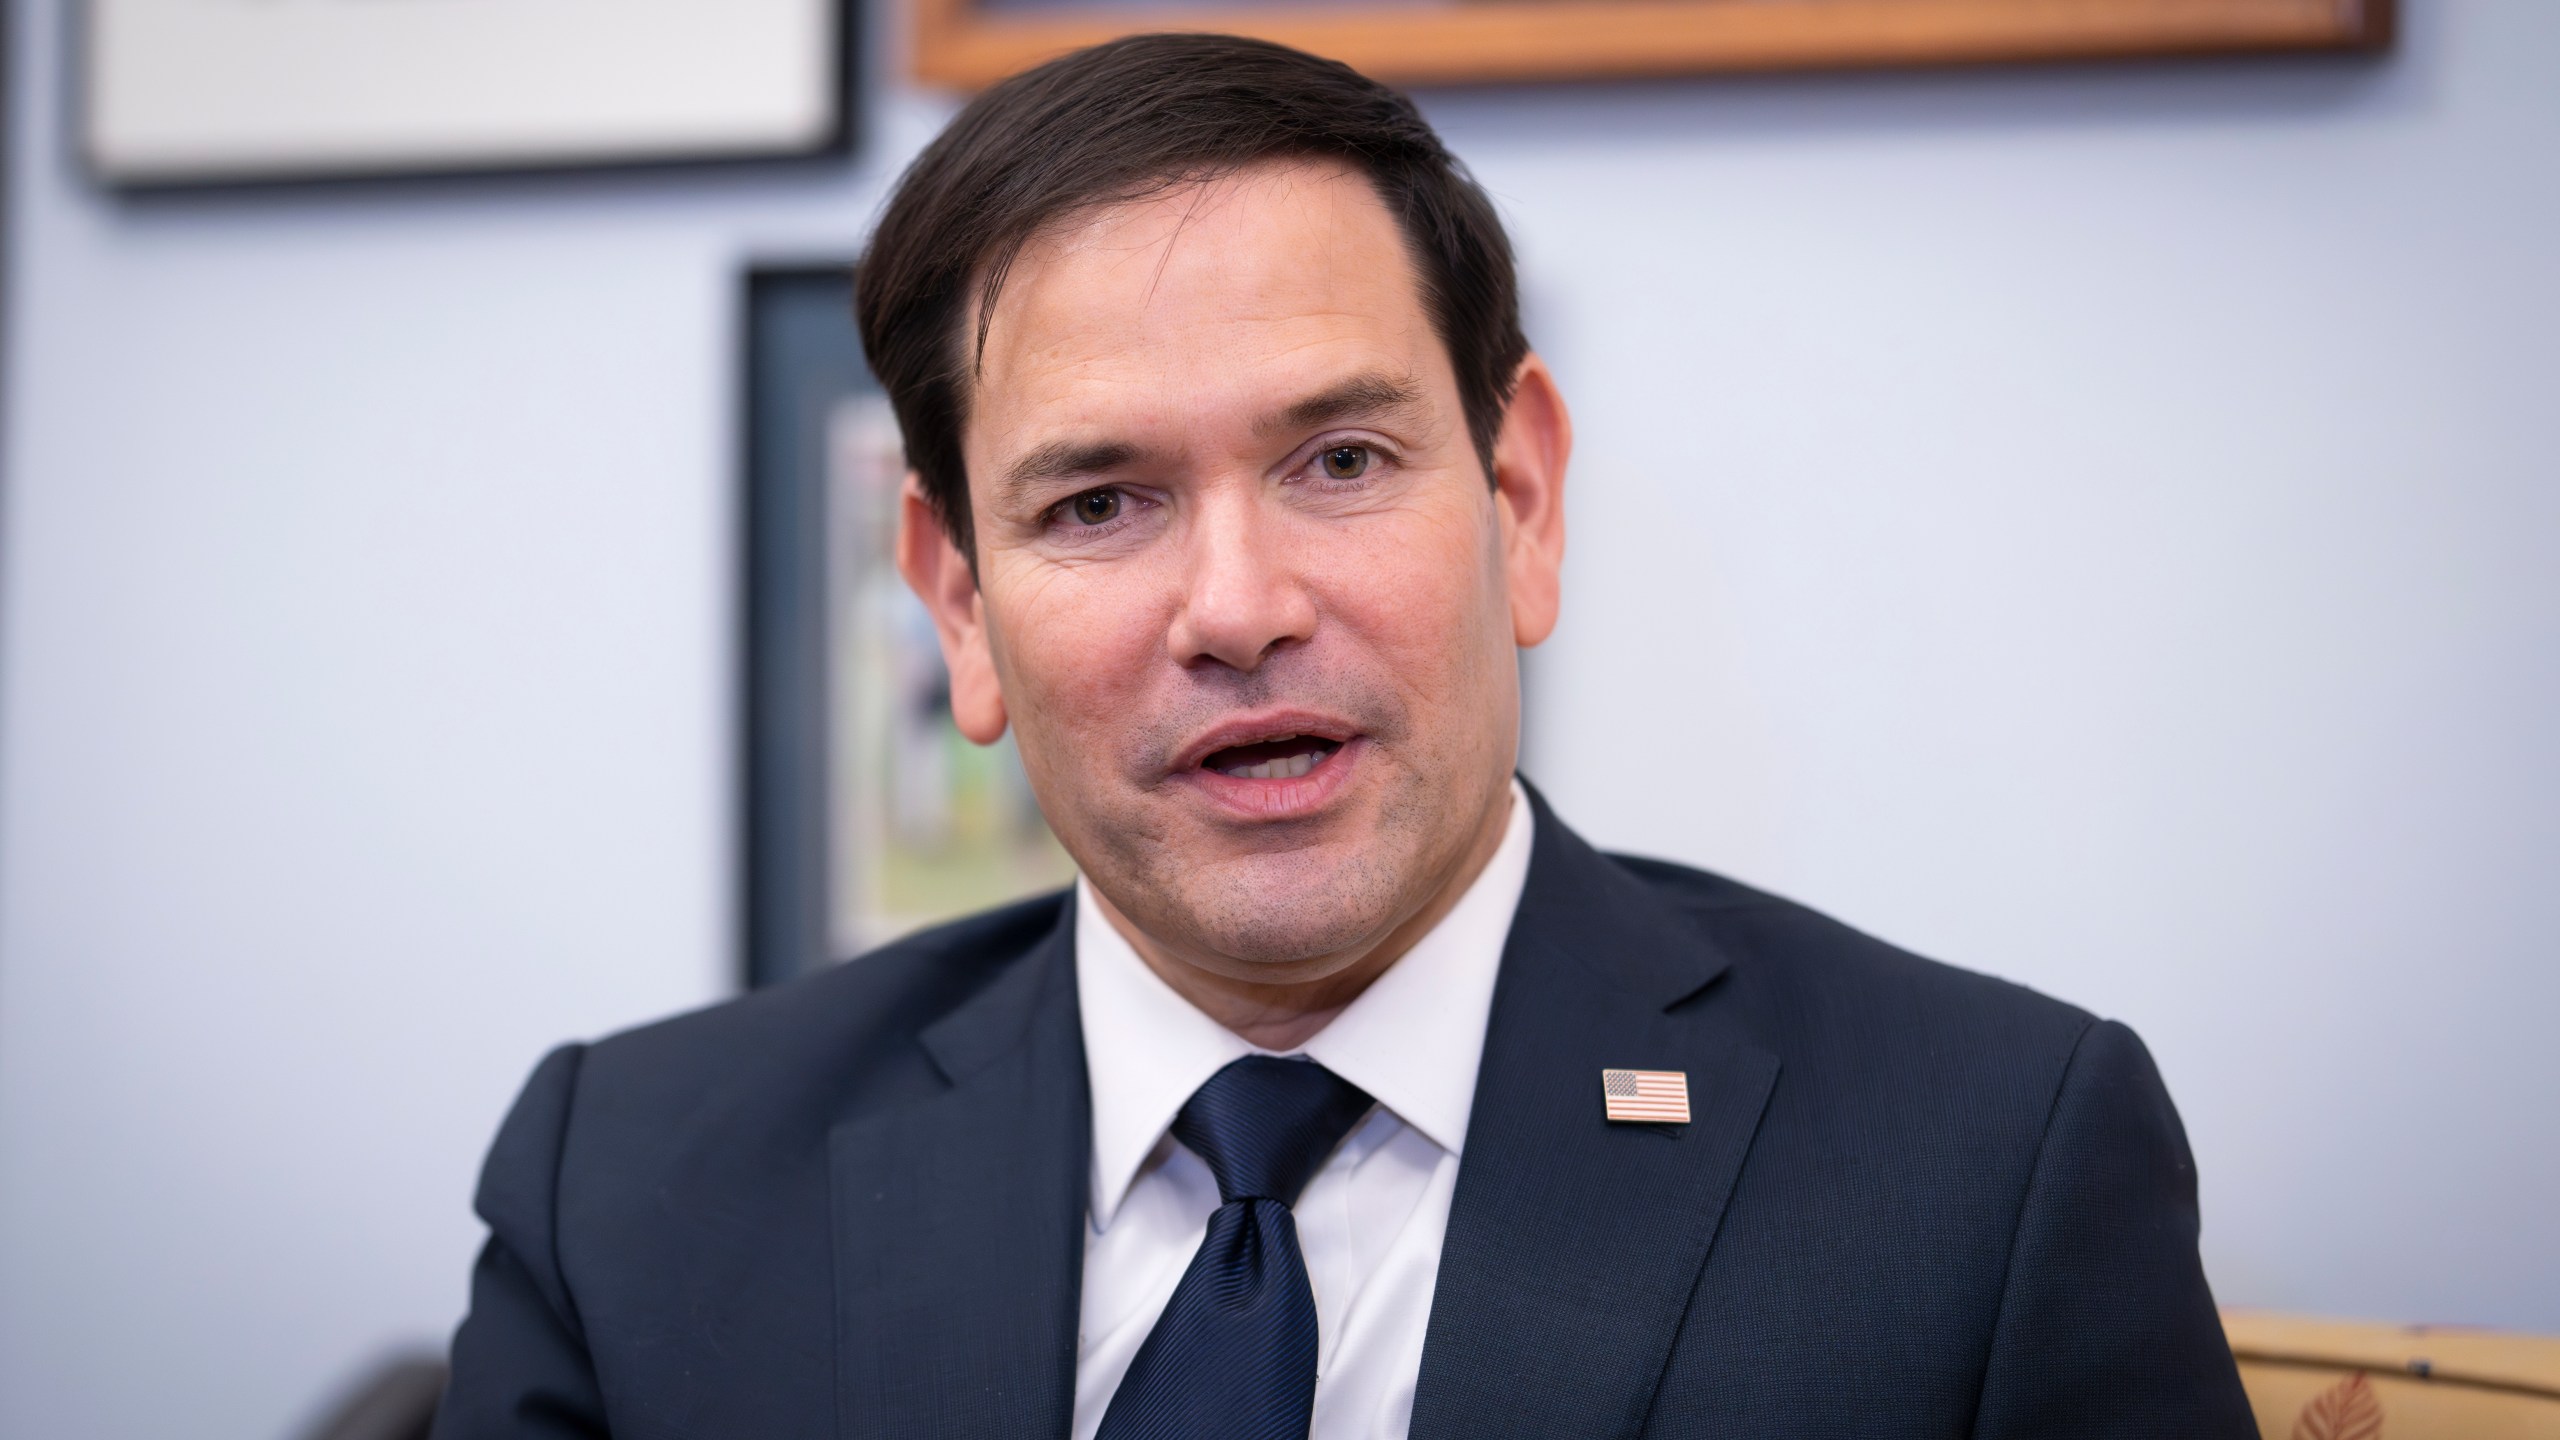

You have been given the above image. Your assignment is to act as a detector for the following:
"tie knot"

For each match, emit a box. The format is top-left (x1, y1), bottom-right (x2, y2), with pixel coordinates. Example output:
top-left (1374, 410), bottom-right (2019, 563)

top-left (1173, 1056), bottom-right (1373, 1206)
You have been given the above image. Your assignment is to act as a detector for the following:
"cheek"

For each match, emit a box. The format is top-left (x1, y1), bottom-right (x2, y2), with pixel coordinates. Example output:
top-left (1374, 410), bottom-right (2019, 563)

top-left (985, 564), bottom-right (1167, 754)
top-left (1316, 495), bottom-right (1510, 686)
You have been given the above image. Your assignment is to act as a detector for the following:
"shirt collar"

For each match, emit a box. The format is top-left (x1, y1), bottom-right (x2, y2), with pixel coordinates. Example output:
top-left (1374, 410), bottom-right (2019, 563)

top-left (1075, 779), bottom-right (1535, 1230)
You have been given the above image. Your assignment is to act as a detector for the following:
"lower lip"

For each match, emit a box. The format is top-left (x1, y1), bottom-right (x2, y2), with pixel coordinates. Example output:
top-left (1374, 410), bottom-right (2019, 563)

top-left (1181, 737), bottom-right (1367, 821)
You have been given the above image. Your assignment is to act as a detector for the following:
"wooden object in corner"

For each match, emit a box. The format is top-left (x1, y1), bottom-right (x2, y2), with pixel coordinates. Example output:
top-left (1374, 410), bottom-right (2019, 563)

top-left (2223, 1309), bottom-right (2560, 1440)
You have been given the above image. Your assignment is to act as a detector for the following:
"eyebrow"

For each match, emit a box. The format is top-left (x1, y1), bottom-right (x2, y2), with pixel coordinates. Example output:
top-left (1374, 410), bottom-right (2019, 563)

top-left (1258, 372), bottom-right (1426, 437)
top-left (998, 438), bottom-right (1144, 505)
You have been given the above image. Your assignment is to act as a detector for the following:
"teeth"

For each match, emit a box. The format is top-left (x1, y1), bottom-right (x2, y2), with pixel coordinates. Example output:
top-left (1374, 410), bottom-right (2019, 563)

top-left (1221, 749), bottom-right (1321, 781)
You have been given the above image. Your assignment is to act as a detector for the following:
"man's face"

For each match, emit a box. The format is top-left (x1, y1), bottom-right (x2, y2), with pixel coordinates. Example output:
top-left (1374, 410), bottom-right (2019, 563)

top-left (909, 159), bottom-right (1567, 980)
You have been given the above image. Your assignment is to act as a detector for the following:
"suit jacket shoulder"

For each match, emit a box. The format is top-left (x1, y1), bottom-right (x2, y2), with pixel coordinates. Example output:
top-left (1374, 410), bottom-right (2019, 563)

top-left (1546, 846), bottom-right (2245, 1440)
top-left (572, 888), bottom-right (1071, 1143)
top-left (438, 891), bottom-right (1074, 1440)
top-left (1611, 848), bottom-right (2100, 1106)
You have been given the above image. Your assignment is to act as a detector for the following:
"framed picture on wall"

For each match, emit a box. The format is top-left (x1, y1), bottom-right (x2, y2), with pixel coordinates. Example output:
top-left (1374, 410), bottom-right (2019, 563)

top-left (740, 265), bottom-right (1076, 989)
top-left (83, 0), bottom-right (857, 186)
top-left (912, 0), bottom-right (2389, 91)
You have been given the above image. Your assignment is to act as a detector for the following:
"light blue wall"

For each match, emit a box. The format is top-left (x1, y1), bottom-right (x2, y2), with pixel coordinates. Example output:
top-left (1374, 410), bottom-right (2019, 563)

top-left (4, 1), bottom-right (2553, 1435)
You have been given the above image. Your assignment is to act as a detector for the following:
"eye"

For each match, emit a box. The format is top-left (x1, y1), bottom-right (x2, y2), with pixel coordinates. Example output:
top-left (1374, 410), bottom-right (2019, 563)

top-left (1067, 488), bottom-right (1122, 526)
top-left (1320, 445), bottom-right (1371, 481)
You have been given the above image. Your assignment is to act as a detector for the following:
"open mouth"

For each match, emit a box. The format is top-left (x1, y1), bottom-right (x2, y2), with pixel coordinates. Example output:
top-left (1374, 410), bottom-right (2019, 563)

top-left (1199, 733), bottom-right (1346, 781)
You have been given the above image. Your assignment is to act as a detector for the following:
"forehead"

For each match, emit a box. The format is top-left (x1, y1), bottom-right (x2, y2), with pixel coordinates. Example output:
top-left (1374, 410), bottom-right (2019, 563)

top-left (967, 159), bottom-right (1449, 452)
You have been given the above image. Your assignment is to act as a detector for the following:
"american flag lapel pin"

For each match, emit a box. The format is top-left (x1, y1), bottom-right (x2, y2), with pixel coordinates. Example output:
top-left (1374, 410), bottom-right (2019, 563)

top-left (1602, 1068), bottom-right (1691, 1124)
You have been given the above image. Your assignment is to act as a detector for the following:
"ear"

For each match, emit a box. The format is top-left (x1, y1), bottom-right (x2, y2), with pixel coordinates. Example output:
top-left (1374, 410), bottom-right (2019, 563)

top-left (894, 477), bottom-right (1010, 744)
top-left (1492, 353), bottom-right (1571, 648)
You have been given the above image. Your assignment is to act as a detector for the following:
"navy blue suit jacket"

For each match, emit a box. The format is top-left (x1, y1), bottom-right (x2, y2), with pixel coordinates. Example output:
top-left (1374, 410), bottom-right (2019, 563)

top-left (435, 787), bottom-right (2255, 1437)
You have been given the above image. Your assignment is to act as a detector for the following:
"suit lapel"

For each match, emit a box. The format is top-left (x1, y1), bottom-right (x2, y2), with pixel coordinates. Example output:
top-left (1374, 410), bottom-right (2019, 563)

top-left (1409, 789), bottom-right (1780, 1440)
top-left (830, 901), bottom-right (1089, 1439)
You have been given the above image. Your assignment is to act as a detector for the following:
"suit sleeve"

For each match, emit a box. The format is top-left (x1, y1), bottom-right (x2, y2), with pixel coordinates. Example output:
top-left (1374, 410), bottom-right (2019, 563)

top-left (433, 1044), bottom-right (611, 1440)
top-left (1969, 1019), bottom-right (2257, 1440)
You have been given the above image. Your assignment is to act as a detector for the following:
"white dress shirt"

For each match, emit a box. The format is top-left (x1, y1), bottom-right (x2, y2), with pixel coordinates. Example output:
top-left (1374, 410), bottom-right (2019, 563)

top-left (1071, 780), bottom-right (1534, 1440)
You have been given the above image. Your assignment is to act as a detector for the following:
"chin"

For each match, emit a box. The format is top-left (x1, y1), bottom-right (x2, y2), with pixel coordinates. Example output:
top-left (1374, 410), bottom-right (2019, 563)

top-left (1156, 845), bottom-right (1408, 967)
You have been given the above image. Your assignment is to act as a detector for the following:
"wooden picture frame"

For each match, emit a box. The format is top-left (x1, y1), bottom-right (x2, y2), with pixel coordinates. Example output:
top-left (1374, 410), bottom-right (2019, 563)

top-left (912, 0), bottom-right (2389, 91)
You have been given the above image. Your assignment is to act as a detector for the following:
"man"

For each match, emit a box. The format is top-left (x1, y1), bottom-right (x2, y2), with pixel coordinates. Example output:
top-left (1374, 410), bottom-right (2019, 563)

top-left (435, 34), bottom-right (2254, 1440)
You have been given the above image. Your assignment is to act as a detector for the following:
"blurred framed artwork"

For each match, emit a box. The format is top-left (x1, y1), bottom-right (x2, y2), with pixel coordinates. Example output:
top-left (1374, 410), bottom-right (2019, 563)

top-left (741, 265), bottom-right (1076, 988)
top-left (82, 0), bottom-right (856, 186)
top-left (912, 0), bottom-right (2389, 90)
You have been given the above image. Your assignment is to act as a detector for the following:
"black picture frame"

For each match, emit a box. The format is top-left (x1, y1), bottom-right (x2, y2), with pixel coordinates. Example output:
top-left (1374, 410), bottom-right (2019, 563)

top-left (740, 264), bottom-right (867, 991)
top-left (739, 263), bottom-right (1077, 990)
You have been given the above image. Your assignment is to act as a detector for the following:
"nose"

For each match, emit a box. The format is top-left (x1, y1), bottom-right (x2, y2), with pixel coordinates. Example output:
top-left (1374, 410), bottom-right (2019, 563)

top-left (1167, 488), bottom-right (1318, 673)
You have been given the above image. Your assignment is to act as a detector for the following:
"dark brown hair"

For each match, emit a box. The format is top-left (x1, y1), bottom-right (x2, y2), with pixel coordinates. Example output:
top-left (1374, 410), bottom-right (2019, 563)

top-left (853, 33), bottom-right (1528, 558)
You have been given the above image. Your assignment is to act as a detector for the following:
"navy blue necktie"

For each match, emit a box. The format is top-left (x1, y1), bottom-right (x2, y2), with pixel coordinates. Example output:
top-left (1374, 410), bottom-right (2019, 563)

top-left (1097, 1055), bottom-right (1375, 1440)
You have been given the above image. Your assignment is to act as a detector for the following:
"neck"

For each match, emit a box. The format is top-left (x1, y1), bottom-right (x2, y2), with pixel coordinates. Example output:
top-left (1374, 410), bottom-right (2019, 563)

top-left (1093, 784), bottom-right (1517, 1052)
